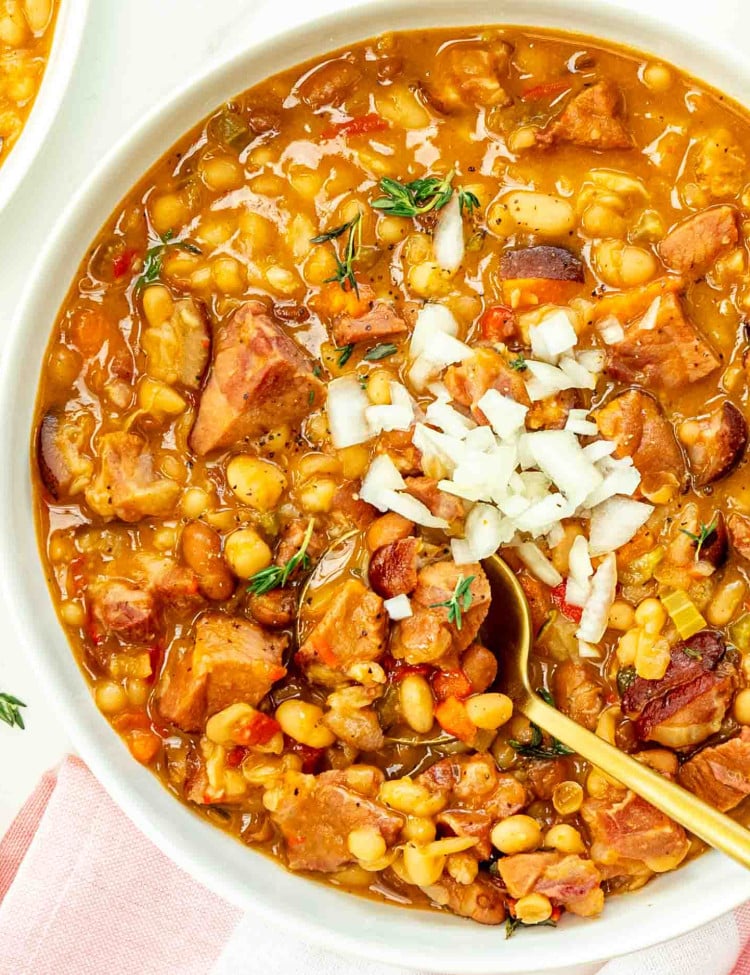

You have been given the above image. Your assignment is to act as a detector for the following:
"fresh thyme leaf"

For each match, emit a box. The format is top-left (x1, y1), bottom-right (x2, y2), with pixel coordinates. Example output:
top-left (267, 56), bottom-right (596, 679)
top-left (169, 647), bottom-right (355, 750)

top-left (0, 692), bottom-right (26, 730)
top-left (505, 916), bottom-right (557, 939)
top-left (616, 665), bottom-right (637, 695)
top-left (310, 222), bottom-right (352, 244)
top-left (312, 363), bottom-right (322, 378)
top-left (336, 344), bottom-right (354, 368)
top-left (247, 519), bottom-right (315, 596)
top-left (458, 187), bottom-right (480, 215)
top-left (683, 646), bottom-right (704, 660)
top-left (372, 171), bottom-right (456, 218)
top-left (321, 211), bottom-right (363, 296)
top-left (430, 574), bottom-right (475, 630)
top-left (307, 389), bottom-right (315, 406)
top-left (509, 355), bottom-right (527, 371)
top-left (509, 688), bottom-right (574, 760)
top-left (134, 230), bottom-right (202, 291)
top-left (680, 515), bottom-right (719, 561)
top-left (363, 343), bottom-right (397, 362)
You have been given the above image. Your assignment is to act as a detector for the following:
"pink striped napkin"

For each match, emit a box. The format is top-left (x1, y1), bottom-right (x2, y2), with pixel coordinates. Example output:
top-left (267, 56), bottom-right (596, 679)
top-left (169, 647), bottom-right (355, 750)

top-left (2, 756), bottom-right (750, 975)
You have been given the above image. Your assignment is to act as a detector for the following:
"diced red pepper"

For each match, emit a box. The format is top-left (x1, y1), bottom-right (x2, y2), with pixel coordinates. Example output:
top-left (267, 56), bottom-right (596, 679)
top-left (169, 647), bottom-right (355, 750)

top-left (147, 646), bottom-right (164, 684)
top-left (236, 711), bottom-right (281, 747)
top-left (112, 248), bottom-right (138, 279)
top-left (322, 113), bottom-right (389, 140)
top-left (435, 696), bottom-right (477, 744)
top-left (226, 745), bottom-right (248, 768)
top-left (432, 669), bottom-right (473, 702)
top-left (383, 654), bottom-right (434, 683)
top-left (287, 739), bottom-right (325, 773)
top-left (550, 581), bottom-right (583, 624)
top-left (520, 80), bottom-right (571, 101)
top-left (478, 304), bottom-right (516, 342)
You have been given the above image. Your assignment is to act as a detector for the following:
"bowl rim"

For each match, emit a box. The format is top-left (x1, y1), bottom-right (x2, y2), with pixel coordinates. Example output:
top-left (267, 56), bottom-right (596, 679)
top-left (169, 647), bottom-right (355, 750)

top-left (4, 1), bottom-right (750, 971)
top-left (0, 0), bottom-right (90, 214)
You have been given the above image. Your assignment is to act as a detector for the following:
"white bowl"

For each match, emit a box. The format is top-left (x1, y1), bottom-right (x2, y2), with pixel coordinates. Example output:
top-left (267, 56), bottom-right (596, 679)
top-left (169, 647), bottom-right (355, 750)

top-left (0, 0), bottom-right (89, 214)
top-left (3, 2), bottom-right (750, 972)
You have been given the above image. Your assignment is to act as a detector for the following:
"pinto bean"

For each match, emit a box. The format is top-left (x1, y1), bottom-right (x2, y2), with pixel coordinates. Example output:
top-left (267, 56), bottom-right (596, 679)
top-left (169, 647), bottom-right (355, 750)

top-left (678, 401), bottom-right (748, 487)
top-left (181, 521), bottom-right (235, 601)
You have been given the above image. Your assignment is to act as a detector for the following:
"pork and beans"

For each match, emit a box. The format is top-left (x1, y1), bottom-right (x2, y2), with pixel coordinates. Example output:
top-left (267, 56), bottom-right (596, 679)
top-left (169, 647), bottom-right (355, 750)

top-left (33, 26), bottom-right (750, 930)
top-left (0, 0), bottom-right (57, 167)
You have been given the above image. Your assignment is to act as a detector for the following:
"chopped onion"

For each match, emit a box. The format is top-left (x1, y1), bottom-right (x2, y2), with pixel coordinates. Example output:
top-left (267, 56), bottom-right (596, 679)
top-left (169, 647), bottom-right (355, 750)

top-left (365, 403), bottom-right (413, 434)
top-left (576, 552), bottom-right (617, 644)
top-left (477, 388), bottom-right (528, 440)
top-left (410, 303), bottom-right (458, 358)
top-left (524, 360), bottom-right (574, 401)
top-left (326, 375), bottom-right (371, 448)
top-left (389, 381), bottom-right (414, 410)
top-left (578, 640), bottom-right (602, 659)
top-left (558, 355), bottom-right (596, 390)
top-left (582, 440), bottom-right (615, 462)
top-left (465, 425), bottom-right (500, 452)
top-left (465, 503), bottom-right (513, 559)
top-left (566, 534), bottom-right (593, 607)
top-left (451, 537), bottom-right (475, 565)
top-left (637, 296), bottom-right (661, 332)
top-left (516, 541), bottom-right (563, 586)
top-left (360, 454), bottom-right (405, 510)
top-left (384, 594), bottom-right (413, 620)
top-left (565, 416), bottom-right (599, 436)
top-left (576, 349), bottom-right (606, 374)
top-left (529, 310), bottom-right (578, 363)
top-left (526, 430), bottom-right (603, 507)
top-left (380, 488), bottom-right (449, 529)
top-left (596, 315), bottom-right (625, 345)
top-left (425, 400), bottom-right (476, 438)
top-left (433, 192), bottom-right (465, 272)
top-left (413, 422), bottom-right (466, 473)
top-left (514, 493), bottom-right (575, 535)
top-left (588, 496), bottom-right (653, 556)
top-left (422, 329), bottom-right (473, 367)
top-left (585, 457), bottom-right (641, 508)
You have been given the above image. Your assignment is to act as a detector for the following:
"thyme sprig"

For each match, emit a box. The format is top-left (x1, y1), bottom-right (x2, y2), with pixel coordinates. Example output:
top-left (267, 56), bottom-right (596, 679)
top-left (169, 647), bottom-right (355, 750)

top-left (372, 170), bottom-right (479, 219)
top-left (247, 519), bottom-right (315, 596)
top-left (0, 692), bottom-right (26, 730)
top-left (430, 574), bottom-right (475, 630)
top-left (509, 689), bottom-right (574, 760)
top-left (311, 212), bottom-right (363, 296)
top-left (680, 515), bottom-right (719, 561)
top-left (134, 229), bottom-right (201, 291)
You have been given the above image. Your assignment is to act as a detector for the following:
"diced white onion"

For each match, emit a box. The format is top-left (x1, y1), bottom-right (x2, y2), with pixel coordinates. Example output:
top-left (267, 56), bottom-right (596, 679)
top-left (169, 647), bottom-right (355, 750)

top-left (576, 349), bottom-right (606, 374)
top-left (515, 541), bottom-right (563, 586)
top-left (326, 375), bottom-right (371, 448)
top-left (380, 488), bottom-right (449, 529)
top-left (410, 303), bottom-right (459, 358)
top-left (384, 594), bottom-right (413, 620)
top-left (514, 493), bottom-right (575, 535)
top-left (465, 503), bottom-right (514, 559)
top-left (425, 400), bottom-right (476, 438)
top-left (637, 296), bottom-right (661, 332)
top-left (565, 417), bottom-right (599, 436)
top-left (433, 193), bottom-right (465, 272)
top-left (578, 640), bottom-right (602, 659)
top-left (524, 360), bottom-right (574, 400)
top-left (465, 425), bottom-right (499, 452)
top-left (451, 537), bottom-right (475, 565)
top-left (360, 454), bottom-right (405, 510)
top-left (582, 440), bottom-right (615, 462)
top-left (558, 355), bottom-right (597, 390)
top-left (529, 310), bottom-right (578, 363)
top-left (566, 534), bottom-right (593, 607)
top-left (576, 552), bottom-right (617, 644)
top-left (588, 496), bottom-right (653, 556)
top-left (596, 315), bottom-right (625, 345)
top-left (477, 388), bottom-right (528, 440)
top-left (365, 403), bottom-right (414, 434)
top-left (389, 381), bottom-right (414, 410)
top-left (526, 430), bottom-right (603, 507)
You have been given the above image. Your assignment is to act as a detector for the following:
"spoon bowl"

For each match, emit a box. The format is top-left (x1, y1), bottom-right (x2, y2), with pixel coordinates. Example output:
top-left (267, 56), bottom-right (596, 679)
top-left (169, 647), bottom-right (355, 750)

top-left (482, 552), bottom-right (750, 870)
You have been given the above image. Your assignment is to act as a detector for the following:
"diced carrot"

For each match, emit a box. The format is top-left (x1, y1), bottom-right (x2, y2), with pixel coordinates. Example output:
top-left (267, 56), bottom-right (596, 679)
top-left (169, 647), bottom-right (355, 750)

top-left (501, 277), bottom-right (581, 309)
top-left (435, 696), bottom-right (477, 744)
top-left (69, 307), bottom-right (112, 356)
top-left (432, 669), bottom-right (473, 701)
top-left (311, 633), bottom-right (340, 668)
top-left (112, 710), bottom-right (151, 733)
top-left (478, 304), bottom-right (516, 341)
top-left (315, 281), bottom-right (370, 320)
top-left (520, 80), bottom-right (571, 101)
top-left (127, 729), bottom-right (161, 765)
top-left (591, 275), bottom-right (684, 323)
top-left (322, 113), bottom-right (389, 139)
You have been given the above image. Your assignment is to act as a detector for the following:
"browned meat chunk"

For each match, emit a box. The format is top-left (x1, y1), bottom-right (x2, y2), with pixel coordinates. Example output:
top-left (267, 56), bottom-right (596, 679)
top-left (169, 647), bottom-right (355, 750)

top-left (621, 631), bottom-right (737, 748)
top-left (445, 347), bottom-right (530, 421)
top-left (678, 727), bottom-right (750, 811)
top-left (248, 589), bottom-right (295, 629)
top-left (270, 767), bottom-right (403, 871)
top-left (37, 410), bottom-right (94, 500)
top-left (297, 579), bottom-right (387, 679)
top-left (553, 659), bottom-right (604, 731)
top-left (461, 643), bottom-right (498, 693)
top-left (498, 245), bottom-right (584, 282)
top-left (655, 504), bottom-right (727, 585)
top-left (498, 852), bottom-right (604, 917)
top-left (519, 570), bottom-right (552, 635)
top-left (375, 428), bottom-right (423, 476)
top-left (332, 286), bottom-right (407, 346)
top-left (425, 873), bottom-right (506, 925)
top-left (369, 537), bottom-right (419, 598)
top-left (525, 758), bottom-right (569, 800)
top-left (331, 482), bottom-right (378, 530)
top-left (142, 297), bottom-right (210, 389)
top-left (728, 512), bottom-right (750, 561)
top-left (424, 41), bottom-right (511, 113)
top-left (537, 81), bottom-right (633, 151)
top-left (418, 754), bottom-right (526, 858)
top-left (678, 401), bottom-right (748, 487)
top-left (391, 561), bottom-right (491, 663)
top-left (85, 432), bottom-right (180, 522)
top-left (526, 389), bottom-right (577, 431)
top-left (594, 389), bottom-right (685, 502)
top-left (88, 580), bottom-right (156, 642)
top-left (605, 292), bottom-right (719, 391)
top-left (323, 704), bottom-right (384, 752)
top-left (189, 302), bottom-right (324, 456)
top-left (296, 58), bottom-right (361, 110)
top-left (659, 206), bottom-right (738, 275)
top-left (695, 129), bottom-right (747, 199)
top-left (274, 518), bottom-right (326, 568)
top-left (158, 613), bottom-right (287, 731)
top-left (404, 476), bottom-right (465, 523)
top-left (581, 791), bottom-right (690, 878)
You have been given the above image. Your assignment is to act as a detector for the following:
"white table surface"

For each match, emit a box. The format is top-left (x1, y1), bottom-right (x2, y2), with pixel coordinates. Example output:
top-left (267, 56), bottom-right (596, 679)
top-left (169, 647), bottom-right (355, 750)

top-left (0, 0), bottom-right (745, 835)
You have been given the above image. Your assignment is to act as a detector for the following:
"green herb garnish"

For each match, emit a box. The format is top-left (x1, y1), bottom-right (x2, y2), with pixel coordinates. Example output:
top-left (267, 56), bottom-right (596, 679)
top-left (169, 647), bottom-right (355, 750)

top-left (509, 355), bottom-right (527, 371)
top-left (363, 343), bottom-right (398, 362)
top-left (683, 645), bottom-right (704, 660)
top-left (312, 363), bottom-right (322, 378)
top-left (372, 169), bottom-right (478, 220)
top-left (311, 212), bottom-right (363, 296)
top-left (336, 344), bottom-right (355, 368)
top-left (509, 689), bottom-right (574, 760)
top-left (430, 574), bottom-right (475, 630)
top-left (0, 692), bottom-right (26, 730)
top-left (458, 187), bottom-right (480, 215)
top-left (310, 222), bottom-right (354, 244)
top-left (680, 515), bottom-right (719, 561)
top-left (135, 230), bottom-right (201, 291)
top-left (616, 665), bottom-right (637, 696)
top-left (307, 389), bottom-right (315, 406)
top-left (247, 519), bottom-right (315, 596)
top-left (505, 916), bottom-right (558, 939)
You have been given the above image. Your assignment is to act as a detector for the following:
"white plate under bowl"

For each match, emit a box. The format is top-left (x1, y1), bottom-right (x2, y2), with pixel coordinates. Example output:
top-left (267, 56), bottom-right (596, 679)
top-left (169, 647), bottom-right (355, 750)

top-left (0, 0), bottom-right (89, 214)
top-left (2, 1), bottom-right (750, 972)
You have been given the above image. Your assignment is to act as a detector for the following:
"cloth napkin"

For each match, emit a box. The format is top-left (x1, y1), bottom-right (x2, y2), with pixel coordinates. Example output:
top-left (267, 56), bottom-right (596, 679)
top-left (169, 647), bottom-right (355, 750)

top-left (1, 757), bottom-right (750, 975)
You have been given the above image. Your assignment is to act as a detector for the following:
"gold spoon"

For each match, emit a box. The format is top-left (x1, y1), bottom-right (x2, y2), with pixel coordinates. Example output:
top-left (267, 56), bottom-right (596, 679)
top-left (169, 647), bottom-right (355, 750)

top-left (483, 552), bottom-right (750, 869)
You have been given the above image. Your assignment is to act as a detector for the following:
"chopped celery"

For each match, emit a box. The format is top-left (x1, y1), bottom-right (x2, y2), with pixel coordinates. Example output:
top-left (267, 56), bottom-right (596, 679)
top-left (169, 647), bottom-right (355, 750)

top-left (729, 613), bottom-right (750, 652)
top-left (621, 546), bottom-right (664, 586)
top-left (661, 589), bottom-right (707, 640)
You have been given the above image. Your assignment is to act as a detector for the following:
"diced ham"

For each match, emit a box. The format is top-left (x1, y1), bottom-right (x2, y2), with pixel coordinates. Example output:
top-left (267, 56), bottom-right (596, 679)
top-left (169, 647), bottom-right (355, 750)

top-left (525, 758), bottom-right (569, 800)
top-left (678, 401), bottom-right (748, 488)
top-left (678, 727), bottom-right (750, 811)
top-left (498, 852), bottom-right (604, 917)
top-left (581, 791), bottom-right (689, 877)
top-left (594, 389), bottom-right (685, 502)
top-left (297, 579), bottom-right (388, 679)
top-left (461, 643), bottom-right (498, 693)
top-left (332, 286), bottom-right (407, 346)
top-left (323, 704), bottom-right (384, 752)
top-left (425, 872), bottom-right (506, 924)
top-left (498, 245), bottom-right (584, 282)
top-left (526, 389), bottom-right (577, 431)
top-left (621, 631), bottom-right (737, 748)
top-left (404, 476), bottom-right (466, 523)
top-left (728, 512), bottom-right (750, 561)
top-left (655, 504), bottom-right (727, 586)
top-left (552, 659), bottom-right (605, 731)
top-left (89, 580), bottom-right (156, 642)
top-left (158, 613), bottom-right (287, 732)
top-left (331, 482), bottom-right (378, 530)
top-left (368, 536), bottom-right (419, 598)
top-left (85, 432), bottom-right (180, 522)
top-left (424, 41), bottom-right (511, 113)
top-left (605, 293), bottom-right (719, 391)
top-left (659, 206), bottom-right (738, 275)
top-left (37, 409), bottom-right (94, 500)
top-left (445, 347), bottom-right (530, 419)
top-left (273, 518), bottom-right (325, 568)
top-left (537, 80), bottom-right (633, 151)
top-left (390, 561), bottom-right (491, 663)
top-left (270, 767), bottom-right (403, 871)
top-left (142, 297), bottom-right (211, 389)
top-left (375, 428), bottom-right (423, 476)
top-left (248, 589), bottom-right (295, 629)
top-left (189, 301), bottom-right (324, 456)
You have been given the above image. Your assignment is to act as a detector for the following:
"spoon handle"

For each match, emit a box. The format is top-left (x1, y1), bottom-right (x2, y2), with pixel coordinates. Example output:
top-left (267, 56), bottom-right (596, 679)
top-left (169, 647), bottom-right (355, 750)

top-left (523, 695), bottom-right (750, 869)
